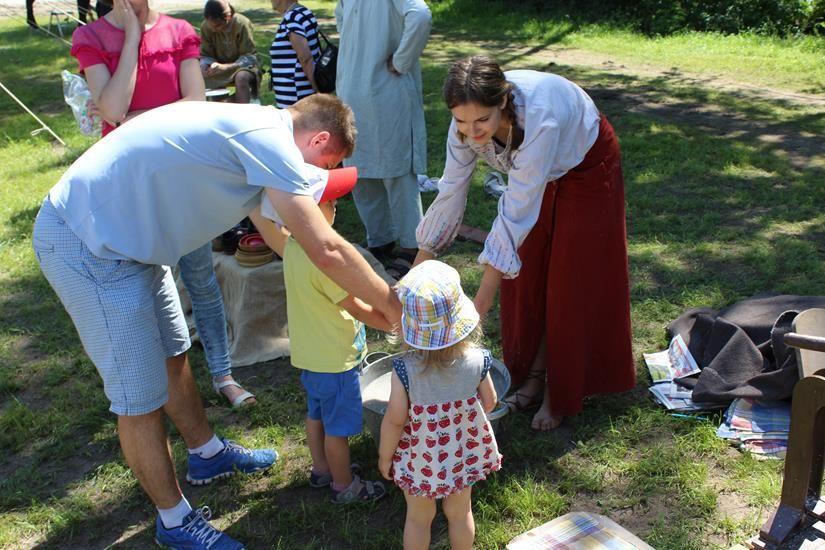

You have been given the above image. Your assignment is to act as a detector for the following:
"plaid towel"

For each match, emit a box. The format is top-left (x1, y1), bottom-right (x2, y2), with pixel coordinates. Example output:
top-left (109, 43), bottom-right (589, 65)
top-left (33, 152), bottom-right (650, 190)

top-left (742, 440), bottom-right (787, 459)
top-left (728, 398), bottom-right (791, 434)
top-left (718, 398), bottom-right (790, 459)
top-left (507, 512), bottom-right (644, 549)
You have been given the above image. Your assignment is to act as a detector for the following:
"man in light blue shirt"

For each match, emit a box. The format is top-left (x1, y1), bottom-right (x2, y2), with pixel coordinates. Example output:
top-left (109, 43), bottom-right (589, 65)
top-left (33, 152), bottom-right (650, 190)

top-left (32, 94), bottom-right (401, 549)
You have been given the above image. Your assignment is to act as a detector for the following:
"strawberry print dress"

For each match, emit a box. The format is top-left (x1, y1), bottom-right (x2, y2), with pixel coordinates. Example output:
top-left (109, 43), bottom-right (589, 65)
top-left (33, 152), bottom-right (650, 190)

top-left (391, 348), bottom-right (503, 499)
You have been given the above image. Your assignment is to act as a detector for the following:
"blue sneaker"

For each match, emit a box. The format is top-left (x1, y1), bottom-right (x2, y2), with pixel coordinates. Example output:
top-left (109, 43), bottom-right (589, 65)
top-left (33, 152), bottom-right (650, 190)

top-left (155, 506), bottom-right (243, 549)
top-left (186, 439), bottom-right (277, 485)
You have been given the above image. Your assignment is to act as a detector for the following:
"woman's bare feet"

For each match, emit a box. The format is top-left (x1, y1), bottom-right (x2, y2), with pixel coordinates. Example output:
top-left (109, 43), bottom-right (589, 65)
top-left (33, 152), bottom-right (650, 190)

top-left (530, 398), bottom-right (562, 431)
top-left (213, 375), bottom-right (257, 407)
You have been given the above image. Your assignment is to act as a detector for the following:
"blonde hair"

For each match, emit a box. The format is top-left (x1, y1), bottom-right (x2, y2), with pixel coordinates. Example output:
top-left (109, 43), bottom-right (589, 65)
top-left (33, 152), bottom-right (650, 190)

top-left (288, 94), bottom-right (357, 158)
top-left (405, 324), bottom-right (483, 369)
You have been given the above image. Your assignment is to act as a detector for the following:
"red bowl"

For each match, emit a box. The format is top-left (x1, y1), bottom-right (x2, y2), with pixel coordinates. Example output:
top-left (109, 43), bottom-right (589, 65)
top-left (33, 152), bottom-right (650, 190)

top-left (239, 233), bottom-right (267, 249)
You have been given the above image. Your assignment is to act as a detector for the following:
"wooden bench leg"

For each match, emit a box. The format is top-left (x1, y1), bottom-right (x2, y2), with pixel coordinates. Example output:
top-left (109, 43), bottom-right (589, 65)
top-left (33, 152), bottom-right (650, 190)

top-left (760, 375), bottom-right (825, 545)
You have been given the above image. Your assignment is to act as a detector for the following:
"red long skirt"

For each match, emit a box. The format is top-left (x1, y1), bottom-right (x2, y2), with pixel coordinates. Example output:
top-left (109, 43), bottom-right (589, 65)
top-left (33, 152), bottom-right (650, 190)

top-left (499, 115), bottom-right (636, 417)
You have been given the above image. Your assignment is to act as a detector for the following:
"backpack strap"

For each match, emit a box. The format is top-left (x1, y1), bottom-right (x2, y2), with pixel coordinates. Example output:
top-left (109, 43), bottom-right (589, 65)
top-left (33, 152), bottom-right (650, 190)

top-left (393, 358), bottom-right (410, 392)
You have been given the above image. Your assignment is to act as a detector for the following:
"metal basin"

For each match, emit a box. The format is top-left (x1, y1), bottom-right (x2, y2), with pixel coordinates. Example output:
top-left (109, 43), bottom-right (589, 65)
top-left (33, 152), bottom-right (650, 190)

top-left (360, 350), bottom-right (511, 447)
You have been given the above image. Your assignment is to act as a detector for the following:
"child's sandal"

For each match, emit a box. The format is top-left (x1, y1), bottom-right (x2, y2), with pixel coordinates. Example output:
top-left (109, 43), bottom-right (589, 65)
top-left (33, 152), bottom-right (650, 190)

top-left (330, 475), bottom-right (387, 504)
top-left (309, 463), bottom-right (362, 488)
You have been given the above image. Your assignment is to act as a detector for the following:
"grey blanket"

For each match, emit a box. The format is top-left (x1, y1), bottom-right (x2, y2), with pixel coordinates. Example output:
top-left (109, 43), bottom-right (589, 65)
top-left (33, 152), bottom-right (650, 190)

top-left (668, 294), bottom-right (825, 403)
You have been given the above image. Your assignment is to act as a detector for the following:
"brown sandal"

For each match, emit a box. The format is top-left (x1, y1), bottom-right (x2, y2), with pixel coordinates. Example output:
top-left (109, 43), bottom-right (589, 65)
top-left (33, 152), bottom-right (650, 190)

top-left (504, 390), bottom-right (543, 413)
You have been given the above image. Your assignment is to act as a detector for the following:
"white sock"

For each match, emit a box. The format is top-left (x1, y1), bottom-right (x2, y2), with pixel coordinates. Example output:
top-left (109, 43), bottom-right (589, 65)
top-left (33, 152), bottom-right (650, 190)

top-left (158, 496), bottom-right (192, 529)
top-left (188, 435), bottom-right (225, 459)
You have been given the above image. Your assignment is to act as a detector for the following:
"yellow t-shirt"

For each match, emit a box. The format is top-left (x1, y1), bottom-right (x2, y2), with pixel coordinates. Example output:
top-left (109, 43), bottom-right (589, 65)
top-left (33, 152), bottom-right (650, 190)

top-left (283, 237), bottom-right (366, 373)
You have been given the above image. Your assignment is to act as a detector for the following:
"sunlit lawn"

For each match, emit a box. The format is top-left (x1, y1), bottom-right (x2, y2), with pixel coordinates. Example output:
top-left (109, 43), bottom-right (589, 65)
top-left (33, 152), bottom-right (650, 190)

top-left (1, 1), bottom-right (823, 547)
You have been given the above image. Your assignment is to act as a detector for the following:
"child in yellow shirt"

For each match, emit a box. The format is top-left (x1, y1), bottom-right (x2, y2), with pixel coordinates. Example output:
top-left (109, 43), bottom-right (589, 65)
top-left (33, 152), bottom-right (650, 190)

top-left (259, 166), bottom-right (393, 503)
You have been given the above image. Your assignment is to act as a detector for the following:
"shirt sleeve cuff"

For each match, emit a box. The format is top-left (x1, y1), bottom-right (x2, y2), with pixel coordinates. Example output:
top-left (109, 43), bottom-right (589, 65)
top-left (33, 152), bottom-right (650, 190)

top-left (478, 239), bottom-right (522, 279)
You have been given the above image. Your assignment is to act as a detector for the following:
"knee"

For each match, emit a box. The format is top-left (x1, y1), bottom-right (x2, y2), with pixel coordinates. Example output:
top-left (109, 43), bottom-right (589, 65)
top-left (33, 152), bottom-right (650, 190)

top-left (407, 502), bottom-right (437, 525)
top-left (442, 497), bottom-right (471, 523)
top-left (182, 273), bottom-right (219, 299)
top-left (234, 71), bottom-right (253, 89)
top-left (179, 262), bottom-right (218, 294)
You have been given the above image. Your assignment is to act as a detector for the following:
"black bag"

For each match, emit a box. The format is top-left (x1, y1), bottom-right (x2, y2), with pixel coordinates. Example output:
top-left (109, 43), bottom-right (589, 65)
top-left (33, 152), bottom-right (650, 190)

top-left (313, 28), bottom-right (338, 93)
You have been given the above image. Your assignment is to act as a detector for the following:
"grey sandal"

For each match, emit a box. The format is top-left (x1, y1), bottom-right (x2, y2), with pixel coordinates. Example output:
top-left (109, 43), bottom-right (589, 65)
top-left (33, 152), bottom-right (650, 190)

top-left (309, 463), bottom-right (362, 488)
top-left (330, 475), bottom-right (387, 504)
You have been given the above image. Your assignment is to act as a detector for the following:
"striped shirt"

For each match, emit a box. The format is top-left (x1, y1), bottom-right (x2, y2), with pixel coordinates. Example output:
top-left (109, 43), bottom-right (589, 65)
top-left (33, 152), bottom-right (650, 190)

top-left (269, 4), bottom-right (320, 108)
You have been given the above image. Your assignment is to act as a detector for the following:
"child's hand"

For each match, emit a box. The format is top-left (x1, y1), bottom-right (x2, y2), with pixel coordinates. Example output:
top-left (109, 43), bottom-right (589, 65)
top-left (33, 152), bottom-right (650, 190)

top-left (378, 455), bottom-right (393, 480)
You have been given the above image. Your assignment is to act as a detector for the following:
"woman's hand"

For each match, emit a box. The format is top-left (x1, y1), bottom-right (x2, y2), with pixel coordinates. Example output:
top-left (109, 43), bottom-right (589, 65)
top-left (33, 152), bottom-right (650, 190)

top-left (87, 99), bottom-right (101, 119)
top-left (112, 0), bottom-right (141, 43)
top-left (473, 264), bottom-right (503, 318)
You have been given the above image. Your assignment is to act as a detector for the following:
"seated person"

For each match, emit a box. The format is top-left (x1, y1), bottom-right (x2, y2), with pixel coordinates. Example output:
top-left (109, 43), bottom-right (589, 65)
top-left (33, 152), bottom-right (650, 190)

top-left (200, 0), bottom-right (260, 103)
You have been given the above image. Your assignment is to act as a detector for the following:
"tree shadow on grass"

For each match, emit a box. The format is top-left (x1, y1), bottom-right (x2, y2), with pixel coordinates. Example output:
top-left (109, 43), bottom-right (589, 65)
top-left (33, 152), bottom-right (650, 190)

top-left (0, 261), bottom-right (308, 545)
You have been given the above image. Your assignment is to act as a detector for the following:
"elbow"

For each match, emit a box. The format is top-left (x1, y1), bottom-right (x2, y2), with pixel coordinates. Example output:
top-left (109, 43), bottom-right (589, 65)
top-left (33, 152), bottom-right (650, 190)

top-left (415, 10), bottom-right (432, 31)
top-left (99, 104), bottom-right (127, 125)
top-left (304, 241), bottom-right (341, 272)
top-left (483, 400), bottom-right (496, 414)
top-left (381, 413), bottom-right (405, 430)
top-left (484, 391), bottom-right (498, 414)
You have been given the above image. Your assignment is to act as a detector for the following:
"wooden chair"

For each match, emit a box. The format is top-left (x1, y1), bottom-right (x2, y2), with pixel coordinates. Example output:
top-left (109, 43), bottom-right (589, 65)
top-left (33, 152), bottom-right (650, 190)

top-left (760, 308), bottom-right (825, 545)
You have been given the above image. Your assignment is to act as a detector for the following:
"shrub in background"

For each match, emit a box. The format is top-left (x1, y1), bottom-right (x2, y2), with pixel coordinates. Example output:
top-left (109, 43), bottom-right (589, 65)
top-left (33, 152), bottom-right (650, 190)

top-left (506, 0), bottom-right (825, 36)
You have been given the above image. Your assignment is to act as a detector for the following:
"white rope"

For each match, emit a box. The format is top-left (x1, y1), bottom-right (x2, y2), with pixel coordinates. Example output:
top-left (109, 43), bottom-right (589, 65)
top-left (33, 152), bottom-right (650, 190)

top-left (0, 80), bottom-right (67, 146)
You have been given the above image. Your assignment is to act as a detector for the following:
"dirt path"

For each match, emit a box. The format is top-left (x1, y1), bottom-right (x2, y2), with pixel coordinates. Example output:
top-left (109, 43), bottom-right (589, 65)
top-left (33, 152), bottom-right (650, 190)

top-left (467, 39), bottom-right (825, 108)
top-left (427, 34), bottom-right (825, 171)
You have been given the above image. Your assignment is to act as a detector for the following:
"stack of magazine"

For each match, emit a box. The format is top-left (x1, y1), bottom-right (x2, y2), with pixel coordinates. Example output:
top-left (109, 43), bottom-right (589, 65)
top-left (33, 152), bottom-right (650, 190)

top-left (644, 335), bottom-right (724, 412)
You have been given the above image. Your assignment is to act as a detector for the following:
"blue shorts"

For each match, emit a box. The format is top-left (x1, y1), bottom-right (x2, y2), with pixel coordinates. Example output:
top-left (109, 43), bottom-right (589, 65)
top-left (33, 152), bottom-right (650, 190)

top-left (32, 199), bottom-right (191, 416)
top-left (300, 368), bottom-right (363, 437)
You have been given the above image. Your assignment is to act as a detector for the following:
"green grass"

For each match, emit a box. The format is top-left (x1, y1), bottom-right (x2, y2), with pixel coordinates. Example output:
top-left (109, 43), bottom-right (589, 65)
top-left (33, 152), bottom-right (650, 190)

top-left (430, 0), bottom-right (825, 94)
top-left (1, 0), bottom-right (823, 547)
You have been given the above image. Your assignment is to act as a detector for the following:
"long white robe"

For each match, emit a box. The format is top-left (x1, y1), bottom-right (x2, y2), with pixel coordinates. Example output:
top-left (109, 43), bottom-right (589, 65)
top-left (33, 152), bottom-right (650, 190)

top-left (335, 0), bottom-right (431, 179)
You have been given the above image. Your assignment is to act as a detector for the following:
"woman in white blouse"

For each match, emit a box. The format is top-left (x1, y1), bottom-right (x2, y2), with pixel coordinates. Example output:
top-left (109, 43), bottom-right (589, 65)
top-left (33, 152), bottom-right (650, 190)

top-left (415, 56), bottom-right (635, 430)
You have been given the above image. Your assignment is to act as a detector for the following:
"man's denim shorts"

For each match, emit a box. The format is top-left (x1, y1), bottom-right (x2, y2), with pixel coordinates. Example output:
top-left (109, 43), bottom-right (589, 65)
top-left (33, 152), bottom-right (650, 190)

top-left (300, 367), bottom-right (363, 437)
top-left (32, 199), bottom-right (191, 416)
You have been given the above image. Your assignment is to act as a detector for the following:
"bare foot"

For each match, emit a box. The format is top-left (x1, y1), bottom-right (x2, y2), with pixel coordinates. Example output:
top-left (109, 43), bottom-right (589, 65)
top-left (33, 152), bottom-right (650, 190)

top-left (530, 399), bottom-right (562, 431)
top-left (213, 375), bottom-right (257, 407)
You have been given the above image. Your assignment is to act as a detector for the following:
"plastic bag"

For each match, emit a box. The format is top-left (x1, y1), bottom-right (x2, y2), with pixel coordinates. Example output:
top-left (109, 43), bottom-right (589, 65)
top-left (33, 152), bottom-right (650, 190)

top-left (61, 70), bottom-right (101, 136)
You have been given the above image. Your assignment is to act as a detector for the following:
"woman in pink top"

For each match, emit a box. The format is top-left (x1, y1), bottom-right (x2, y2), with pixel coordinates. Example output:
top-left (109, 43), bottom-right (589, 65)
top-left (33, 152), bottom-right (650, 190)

top-left (70, 0), bottom-right (204, 135)
top-left (70, 0), bottom-right (258, 411)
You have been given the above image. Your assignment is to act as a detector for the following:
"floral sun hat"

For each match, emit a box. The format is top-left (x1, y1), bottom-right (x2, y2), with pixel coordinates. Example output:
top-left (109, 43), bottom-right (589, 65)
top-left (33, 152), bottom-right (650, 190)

top-left (397, 260), bottom-right (480, 351)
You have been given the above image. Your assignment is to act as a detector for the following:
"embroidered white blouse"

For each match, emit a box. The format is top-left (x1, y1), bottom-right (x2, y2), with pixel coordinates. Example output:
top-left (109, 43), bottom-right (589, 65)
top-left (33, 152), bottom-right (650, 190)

top-left (416, 70), bottom-right (601, 278)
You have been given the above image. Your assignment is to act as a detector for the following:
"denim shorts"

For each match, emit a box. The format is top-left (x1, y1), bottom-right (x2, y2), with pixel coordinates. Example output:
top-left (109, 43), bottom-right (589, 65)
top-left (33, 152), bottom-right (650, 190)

top-left (32, 199), bottom-right (190, 416)
top-left (300, 367), bottom-right (363, 437)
